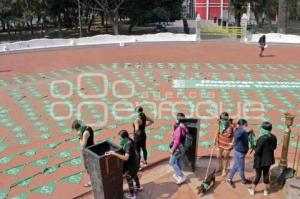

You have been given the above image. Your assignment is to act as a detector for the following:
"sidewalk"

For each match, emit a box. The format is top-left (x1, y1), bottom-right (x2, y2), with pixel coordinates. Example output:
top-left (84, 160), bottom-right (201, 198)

top-left (77, 157), bottom-right (287, 199)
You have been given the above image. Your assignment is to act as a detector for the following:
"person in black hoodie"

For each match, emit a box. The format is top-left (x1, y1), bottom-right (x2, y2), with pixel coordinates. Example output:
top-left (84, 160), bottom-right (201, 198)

top-left (247, 121), bottom-right (277, 196)
top-left (258, 35), bottom-right (266, 57)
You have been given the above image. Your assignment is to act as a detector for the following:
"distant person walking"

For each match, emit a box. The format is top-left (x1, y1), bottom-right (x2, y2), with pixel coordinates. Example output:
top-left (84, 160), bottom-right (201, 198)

top-left (258, 35), bottom-right (267, 57)
top-left (72, 120), bottom-right (95, 187)
top-left (227, 119), bottom-right (251, 188)
top-left (248, 122), bottom-right (277, 196)
top-left (133, 106), bottom-right (154, 168)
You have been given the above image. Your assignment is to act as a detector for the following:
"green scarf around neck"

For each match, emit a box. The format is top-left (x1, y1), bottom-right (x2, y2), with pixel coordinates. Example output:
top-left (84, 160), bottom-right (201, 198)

top-left (259, 128), bottom-right (271, 136)
top-left (120, 137), bottom-right (128, 150)
top-left (220, 120), bottom-right (230, 133)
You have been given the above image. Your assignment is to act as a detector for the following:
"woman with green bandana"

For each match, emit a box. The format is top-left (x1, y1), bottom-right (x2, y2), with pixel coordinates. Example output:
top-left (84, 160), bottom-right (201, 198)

top-left (106, 130), bottom-right (141, 199)
top-left (248, 121), bottom-right (277, 196)
top-left (71, 120), bottom-right (95, 187)
top-left (214, 112), bottom-right (236, 177)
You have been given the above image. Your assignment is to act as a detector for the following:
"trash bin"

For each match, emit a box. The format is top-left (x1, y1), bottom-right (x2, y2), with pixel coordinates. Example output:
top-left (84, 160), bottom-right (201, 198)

top-left (83, 141), bottom-right (123, 199)
top-left (222, 20), bottom-right (227, 27)
top-left (178, 118), bottom-right (200, 172)
top-left (218, 18), bottom-right (222, 26)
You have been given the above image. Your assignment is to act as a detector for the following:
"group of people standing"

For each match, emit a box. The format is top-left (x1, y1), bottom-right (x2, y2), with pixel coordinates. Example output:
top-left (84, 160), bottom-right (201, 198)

top-left (72, 108), bottom-right (278, 198)
top-left (215, 112), bottom-right (277, 196)
top-left (72, 106), bottom-right (153, 199)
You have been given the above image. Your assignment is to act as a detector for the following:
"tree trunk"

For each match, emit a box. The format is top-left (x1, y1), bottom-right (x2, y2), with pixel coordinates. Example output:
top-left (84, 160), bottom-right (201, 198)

top-left (30, 18), bottom-right (34, 36)
top-left (278, 0), bottom-right (288, 33)
top-left (101, 12), bottom-right (105, 26)
top-left (87, 15), bottom-right (95, 33)
top-left (109, 12), bottom-right (119, 35)
top-left (58, 15), bottom-right (63, 38)
top-left (1, 20), bottom-right (5, 31)
top-left (6, 21), bottom-right (11, 39)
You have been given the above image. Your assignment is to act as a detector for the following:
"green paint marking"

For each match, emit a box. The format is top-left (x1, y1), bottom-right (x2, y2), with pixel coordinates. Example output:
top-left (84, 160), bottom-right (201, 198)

top-left (11, 192), bottom-right (29, 199)
top-left (3, 165), bottom-right (24, 176)
top-left (17, 177), bottom-right (34, 187)
top-left (65, 157), bottom-right (82, 166)
top-left (18, 138), bottom-right (31, 145)
top-left (29, 157), bottom-right (49, 167)
top-left (199, 141), bottom-right (214, 148)
top-left (149, 134), bottom-right (164, 140)
top-left (20, 148), bottom-right (38, 157)
top-left (0, 155), bottom-right (15, 165)
top-left (39, 133), bottom-right (52, 140)
top-left (15, 132), bottom-right (27, 138)
top-left (45, 142), bottom-right (62, 149)
top-left (153, 144), bottom-right (170, 152)
top-left (173, 80), bottom-right (300, 90)
top-left (31, 181), bottom-right (57, 195)
top-left (0, 144), bottom-right (8, 153)
top-left (0, 188), bottom-right (9, 199)
top-left (61, 172), bottom-right (83, 184)
top-left (55, 150), bottom-right (72, 159)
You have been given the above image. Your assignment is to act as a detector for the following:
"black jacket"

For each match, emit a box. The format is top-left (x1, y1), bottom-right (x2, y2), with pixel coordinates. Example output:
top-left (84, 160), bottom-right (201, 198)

top-left (253, 134), bottom-right (277, 168)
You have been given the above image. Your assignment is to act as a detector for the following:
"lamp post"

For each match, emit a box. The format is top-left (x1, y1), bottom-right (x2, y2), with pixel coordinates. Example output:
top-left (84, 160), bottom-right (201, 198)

top-left (278, 113), bottom-right (295, 168)
top-left (78, 0), bottom-right (82, 38)
top-left (270, 113), bottom-right (295, 187)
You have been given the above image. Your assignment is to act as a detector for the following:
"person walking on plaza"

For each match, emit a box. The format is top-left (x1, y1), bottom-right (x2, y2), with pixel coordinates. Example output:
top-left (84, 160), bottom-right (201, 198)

top-left (248, 122), bottom-right (277, 196)
top-left (227, 119), bottom-right (252, 188)
top-left (258, 35), bottom-right (267, 57)
top-left (106, 130), bottom-right (142, 199)
top-left (133, 106), bottom-right (154, 168)
top-left (214, 112), bottom-right (235, 176)
top-left (169, 113), bottom-right (188, 185)
top-left (72, 120), bottom-right (95, 187)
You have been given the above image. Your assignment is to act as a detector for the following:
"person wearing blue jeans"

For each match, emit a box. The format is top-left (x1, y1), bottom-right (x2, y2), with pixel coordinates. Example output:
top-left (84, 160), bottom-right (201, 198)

top-left (169, 113), bottom-right (188, 185)
top-left (227, 119), bottom-right (251, 188)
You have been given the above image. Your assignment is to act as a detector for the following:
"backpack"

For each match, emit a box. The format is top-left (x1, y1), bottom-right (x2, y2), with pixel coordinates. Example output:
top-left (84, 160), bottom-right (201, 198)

top-left (181, 129), bottom-right (193, 151)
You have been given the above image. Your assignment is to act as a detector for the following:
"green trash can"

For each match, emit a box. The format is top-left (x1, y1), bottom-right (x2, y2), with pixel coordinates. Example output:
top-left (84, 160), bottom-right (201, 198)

top-left (83, 141), bottom-right (123, 199)
top-left (178, 118), bottom-right (200, 172)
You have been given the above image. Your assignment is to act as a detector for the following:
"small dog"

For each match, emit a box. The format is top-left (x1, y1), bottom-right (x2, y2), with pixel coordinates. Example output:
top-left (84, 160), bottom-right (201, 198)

top-left (196, 169), bottom-right (216, 195)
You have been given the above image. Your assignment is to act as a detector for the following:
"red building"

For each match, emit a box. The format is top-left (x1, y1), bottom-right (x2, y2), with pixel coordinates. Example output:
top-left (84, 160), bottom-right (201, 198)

top-left (194, 0), bottom-right (230, 20)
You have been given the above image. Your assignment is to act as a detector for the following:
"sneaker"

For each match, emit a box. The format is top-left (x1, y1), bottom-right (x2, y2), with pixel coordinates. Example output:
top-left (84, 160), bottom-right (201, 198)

top-left (135, 186), bottom-right (143, 192)
top-left (247, 188), bottom-right (255, 195)
top-left (226, 180), bottom-right (235, 188)
top-left (242, 179), bottom-right (252, 184)
top-left (263, 190), bottom-right (269, 196)
top-left (176, 175), bottom-right (187, 185)
top-left (124, 193), bottom-right (136, 199)
top-left (172, 174), bottom-right (179, 181)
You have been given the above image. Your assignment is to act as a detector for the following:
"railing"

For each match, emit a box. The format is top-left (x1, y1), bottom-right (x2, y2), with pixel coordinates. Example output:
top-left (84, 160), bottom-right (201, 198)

top-left (200, 26), bottom-right (244, 37)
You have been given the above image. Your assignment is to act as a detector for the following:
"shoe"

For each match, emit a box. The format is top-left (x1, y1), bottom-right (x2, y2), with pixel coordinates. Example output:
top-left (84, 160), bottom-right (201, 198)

top-left (247, 188), bottom-right (255, 195)
top-left (263, 190), bottom-right (269, 196)
top-left (124, 193), bottom-right (136, 199)
top-left (173, 174), bottom-right (179, 181)
top-left (226, 180), bottom-right (235, 188)
top-left (176, 175), bottom-right (187, 185)
top-left (135, 186), bottom-right (143, 192)
top-left (242, 179), bottom-right (252, 184)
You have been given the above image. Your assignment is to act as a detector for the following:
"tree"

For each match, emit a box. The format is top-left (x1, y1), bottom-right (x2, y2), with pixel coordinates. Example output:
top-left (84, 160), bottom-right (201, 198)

top-left (278, 0), bottom-right (288, 33)
top-left (82, 0), bottom-right (126, 35)
top-left (124, 0), bottom-right (184, 33)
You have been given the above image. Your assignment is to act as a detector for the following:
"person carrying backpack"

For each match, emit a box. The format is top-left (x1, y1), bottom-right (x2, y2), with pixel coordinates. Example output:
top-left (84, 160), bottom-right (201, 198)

top-left (169, 113), bottom-right (189, 185)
